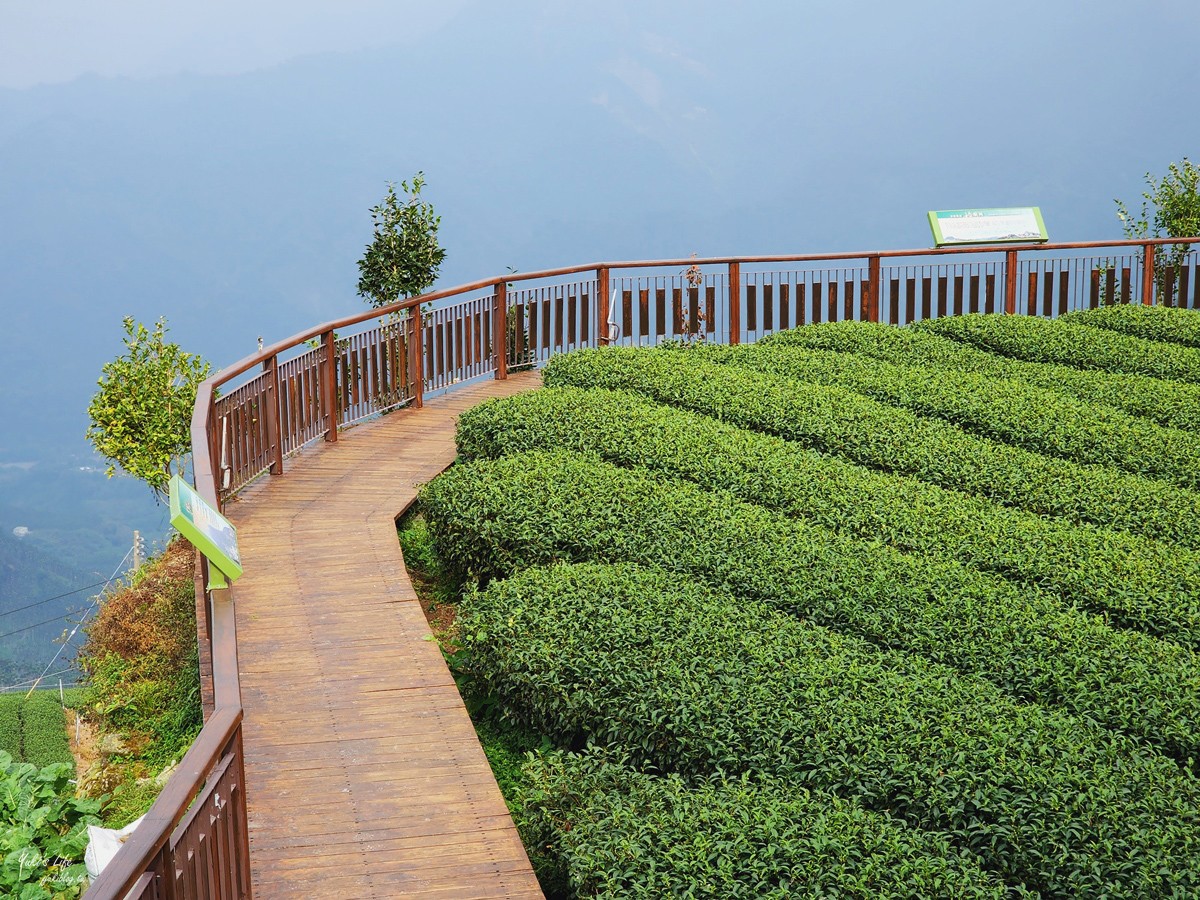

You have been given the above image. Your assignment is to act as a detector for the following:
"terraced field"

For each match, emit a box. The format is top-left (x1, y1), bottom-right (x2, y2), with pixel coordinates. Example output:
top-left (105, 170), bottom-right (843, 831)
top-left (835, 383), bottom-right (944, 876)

top-left (420, 307), bottom-right (1200, 899)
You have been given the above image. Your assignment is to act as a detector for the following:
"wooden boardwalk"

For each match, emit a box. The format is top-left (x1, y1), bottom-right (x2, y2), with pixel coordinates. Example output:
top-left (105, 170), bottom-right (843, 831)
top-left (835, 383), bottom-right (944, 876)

top-left (224, 371), bottom-right (543, 899)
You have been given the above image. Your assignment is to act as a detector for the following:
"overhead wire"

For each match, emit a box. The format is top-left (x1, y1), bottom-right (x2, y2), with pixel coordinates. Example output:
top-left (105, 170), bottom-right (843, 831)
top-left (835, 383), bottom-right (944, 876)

top-left (21, 546), bottom-right (135, 699)
top-left (0, 579), bottom-right (111, 618)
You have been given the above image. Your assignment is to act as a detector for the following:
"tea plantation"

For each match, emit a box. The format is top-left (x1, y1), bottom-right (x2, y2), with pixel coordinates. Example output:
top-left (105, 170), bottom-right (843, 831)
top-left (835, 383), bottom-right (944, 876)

top-left (420, 307), bottom-right (1200, 898)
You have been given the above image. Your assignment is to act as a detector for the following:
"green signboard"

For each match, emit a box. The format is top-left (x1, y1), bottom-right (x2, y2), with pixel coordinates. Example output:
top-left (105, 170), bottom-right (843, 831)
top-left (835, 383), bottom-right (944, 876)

top-left (928, 207), bottom-right (1048, 247)
top-left (169, 475), bottom-right (242, 587)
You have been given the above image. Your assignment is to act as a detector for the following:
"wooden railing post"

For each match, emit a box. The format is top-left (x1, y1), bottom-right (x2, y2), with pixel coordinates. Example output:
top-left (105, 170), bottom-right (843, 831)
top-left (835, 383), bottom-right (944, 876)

top-left (264, 354), bottom-right (283, 475)
top-left (1004, 249), bottom-right (1018, 315)
top-left (865, 256), bottom-right (881, 323)
top-left (728, 261), bottom-right (741, 344)
top-left (320, 329), bottom-right (338, 443)
top-left (493, 280), bottom-right (508, 379)
top-left (1142, 243), bottom-right (1156, 305)
top-left (408, 310), bottom-right (425, 409)
top-left (596, 266), bottom-right (611, 345)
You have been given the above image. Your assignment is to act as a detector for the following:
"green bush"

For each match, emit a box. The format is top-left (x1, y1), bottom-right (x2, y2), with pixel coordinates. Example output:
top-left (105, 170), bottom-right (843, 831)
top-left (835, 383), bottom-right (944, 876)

top-left (703, 342), bottom-right (1200, 490)
top-left (0, 753), bottom-right (99, 899)
top-left (458, 388), bottom-right (1200, 648)
top-left (460, 562), bottom-right (1200, 898)
top-left (759, 319), bottom-right (1200, 432)
top-left (543, 347), bottom-right (1200, 548)
top-left (519, 752), bottom-right (1012, 899)
top-left (422, 451), bottom-right (1200, 762)
top-left (917, 312), bottom-right (1200, 382)
top-left (20, 692), bottom-right (73, 771)
top-left (0, 694), bottom-right (21, 760)
top-left (1063, 301), bottom-right (1200, 348)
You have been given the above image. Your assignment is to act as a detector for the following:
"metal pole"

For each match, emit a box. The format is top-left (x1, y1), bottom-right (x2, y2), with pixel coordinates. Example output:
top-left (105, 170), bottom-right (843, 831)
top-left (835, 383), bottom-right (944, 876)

top-left (493, 281), bottom-right (509, 379)
top-left (321, 329), bottom-right (338, 443)
top-left (728, 261), bottom-right (741, 344)
top-left (596, 267), bottom-right (611, 345)
top-left (1142, 243), bottom-right (1156, 305)
top-left (1004, 249), bottom-right (1018, 314)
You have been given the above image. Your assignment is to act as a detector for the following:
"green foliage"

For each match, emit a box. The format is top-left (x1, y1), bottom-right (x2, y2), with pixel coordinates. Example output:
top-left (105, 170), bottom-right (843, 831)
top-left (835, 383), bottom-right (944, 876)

top-left (760, 318), bottom-right (1200, 432)
top-left (19, 693), bottom-right (72, 771)
top-left (458, 562), bottom-right (1200, 898)
top-left (1063, 303), bottom-right (1200, 349)
top-left (0, 695), bottom-right (21, 760)
top-left (519, 751), bottom-right (1011, 899)
top-left (423, 450), bottom-right (1200, 763)
top-left (356, 174), bottom-right (447, 308)
top-left (543, 347), bottom-right (1200, 548)
top-left (459, 387), bottom-right (1200, 648)
top-left (85, 317), bottom-right (211, 499)
top-left (78, 541), bottom-right (201, 824)
top-left (1116, 157), bottom-right (1200, 284)
top-left (396, 511), bottom-right (457, 610)
top-left (917, 312), bottom-right (1200, 383)
top-left (703, 341), bottom-right (1200, 490)
top-left (0, 753), bottom-right (100, 900)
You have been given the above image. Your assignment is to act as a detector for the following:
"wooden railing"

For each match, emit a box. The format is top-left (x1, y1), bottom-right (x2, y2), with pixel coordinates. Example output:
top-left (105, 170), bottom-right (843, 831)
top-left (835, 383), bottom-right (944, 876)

top-left (83, 236), bottom-right (1199, 899)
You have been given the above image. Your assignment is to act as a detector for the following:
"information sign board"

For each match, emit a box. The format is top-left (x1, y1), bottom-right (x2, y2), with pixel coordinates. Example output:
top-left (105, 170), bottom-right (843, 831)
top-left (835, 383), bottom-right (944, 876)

top-left (928, 207), bottom-right (1048, 247)
top-left (169, 475), bottom-right (243, 585)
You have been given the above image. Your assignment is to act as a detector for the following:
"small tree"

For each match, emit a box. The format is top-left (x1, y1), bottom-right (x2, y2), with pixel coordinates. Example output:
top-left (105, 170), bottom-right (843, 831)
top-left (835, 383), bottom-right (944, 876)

top-left (86, 317), bottom-right (211, 500)
top-left (1116, 158), bottom-right (1200, 295)
top-left (356, 173), bottom-right (447, 309)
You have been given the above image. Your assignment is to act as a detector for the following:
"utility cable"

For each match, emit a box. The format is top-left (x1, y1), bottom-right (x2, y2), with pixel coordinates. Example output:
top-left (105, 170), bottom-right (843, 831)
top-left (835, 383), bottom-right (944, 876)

top-left (22, 547), bottom-right (134, 699)
top-left (0, 579), bottom-right (111, 619)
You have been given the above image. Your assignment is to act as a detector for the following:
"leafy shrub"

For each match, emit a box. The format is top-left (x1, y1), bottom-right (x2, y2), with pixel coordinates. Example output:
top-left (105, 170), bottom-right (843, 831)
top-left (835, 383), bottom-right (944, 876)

top-left (0, 752), bottom-right (99, 900)
top-left (0, 694), bottom-right (20, 760)
top-left (458, 387), bottom-right (1200, 648)
top-left (459, 562), bottom-right (1200, 898)
top-left (703, 342), bottom-right (1200, 490)
top-left (1063, 303), bottom-right (1200, 348)
top-left (20, 692), bottom-right (73, 770)
top-left (519, 752), bottom-right (1011, 899)
top-left (917, 312), bottom-right (1200, 382)
top-left (759, 319), bottom-right (1200, 432)
top-left (543, 347), bottom-right (1200, 548)
top-left (78, 539), bottom-right (202, 824)
top-left (423, 451), bottom-right (1200, 762)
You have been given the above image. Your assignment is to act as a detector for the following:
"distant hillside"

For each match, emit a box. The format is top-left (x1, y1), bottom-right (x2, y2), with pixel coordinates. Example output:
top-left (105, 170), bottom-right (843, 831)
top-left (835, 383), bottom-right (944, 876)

top-left (0, 530), bottom-right (92, 688)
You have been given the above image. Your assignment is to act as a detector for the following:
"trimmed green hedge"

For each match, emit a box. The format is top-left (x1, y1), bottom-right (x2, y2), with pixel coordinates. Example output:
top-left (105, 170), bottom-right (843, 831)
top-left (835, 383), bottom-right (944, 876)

top-left (519, 752), bottom-right (1012, 899)
top-left (0, 694), bottom-right (21, 760)
top-left (21, 691), bottom-right (73, 770)
top-left (458, 387), bottom-right (1200, 648)
top-left (543, 348), bottom-right (1200, 548)
top-left (460, 562), bottom-right (1200, 898)
top-left (1063, 303), bottom-right (1200, 349)
top-left (700, 342), bottom-right (1200, 490)
top-left (423, 451), bottom-right (1200, 761)
top-left (761, 320), bottom-right (1200, 432)
top-left (917, 312), bottom-right (1200, 382)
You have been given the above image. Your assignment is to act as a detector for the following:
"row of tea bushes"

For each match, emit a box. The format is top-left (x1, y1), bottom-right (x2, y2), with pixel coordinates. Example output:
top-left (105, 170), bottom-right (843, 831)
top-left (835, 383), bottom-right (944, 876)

top-left (423, 451), bottom-right (1200, 762)
top-left (519, 752), bottom-right (1013, 899)
top-left (459, 561), bottom-right (1200, 898)
top-left (1063, 303), bottom-right (1200, 349)
top-left (702, 343), bottom-right (1200, 490)
top-left (759, 320), bottom-right (1200, 432)
top-left (918, 313), bottom-right (1200, 382)
top-left (543, 348), bottom-right (1200, 548)
top-left (0, 691), bottom-right (73, 769)
top-left (457, 388), bottom-right (1200, 647)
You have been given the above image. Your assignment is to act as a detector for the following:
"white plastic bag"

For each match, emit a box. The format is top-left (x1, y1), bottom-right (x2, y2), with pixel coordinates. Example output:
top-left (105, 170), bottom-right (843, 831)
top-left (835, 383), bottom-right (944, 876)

top-left (85, 815), bottom-right (145, 880)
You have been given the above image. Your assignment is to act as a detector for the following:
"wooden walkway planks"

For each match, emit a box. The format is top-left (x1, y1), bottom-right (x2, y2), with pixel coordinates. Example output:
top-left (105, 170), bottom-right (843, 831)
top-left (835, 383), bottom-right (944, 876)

top-left (224, 371), bottom-right (543, 899)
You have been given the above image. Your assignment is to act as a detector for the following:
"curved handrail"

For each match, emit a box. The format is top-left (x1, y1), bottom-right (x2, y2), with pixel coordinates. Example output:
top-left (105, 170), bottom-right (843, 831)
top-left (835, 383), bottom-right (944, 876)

top-left (85, 235), bottom-right (1200, 899)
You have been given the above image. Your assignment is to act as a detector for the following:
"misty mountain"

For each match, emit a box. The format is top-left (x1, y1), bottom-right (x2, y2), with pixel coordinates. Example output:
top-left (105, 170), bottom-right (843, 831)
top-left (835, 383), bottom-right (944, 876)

top-left (0, 0), bottom-right (1195, 671)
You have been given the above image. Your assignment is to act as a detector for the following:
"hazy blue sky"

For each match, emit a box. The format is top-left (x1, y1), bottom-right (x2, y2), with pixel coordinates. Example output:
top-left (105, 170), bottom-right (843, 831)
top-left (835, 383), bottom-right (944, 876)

top-left (0, 0), bottom-right (1197, 569)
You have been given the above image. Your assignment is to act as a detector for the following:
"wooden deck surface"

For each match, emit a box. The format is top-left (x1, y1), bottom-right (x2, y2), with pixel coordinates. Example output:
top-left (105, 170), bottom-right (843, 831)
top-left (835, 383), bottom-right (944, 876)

top-left (224, 371), bottom-right (543, 899)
